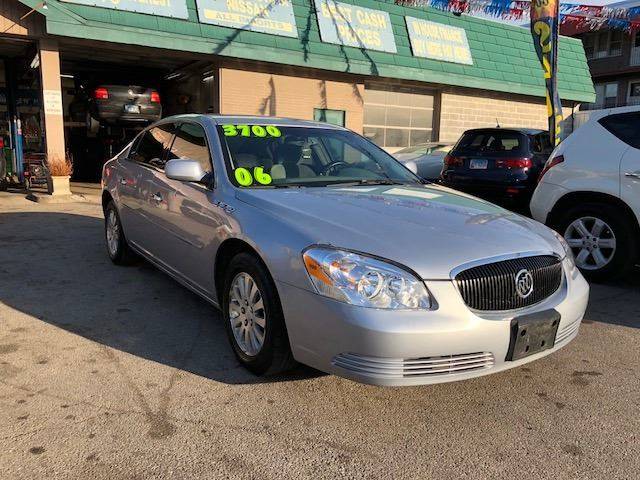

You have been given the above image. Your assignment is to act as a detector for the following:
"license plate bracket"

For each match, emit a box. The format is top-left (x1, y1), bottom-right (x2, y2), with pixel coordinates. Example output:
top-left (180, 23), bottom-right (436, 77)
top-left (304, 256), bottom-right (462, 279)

top-left (469, 158), bottom-right (488, 169)
top-left (124, 104), bottom-right (140, 114)
top-left (506, 309), bottom-right (560, 361)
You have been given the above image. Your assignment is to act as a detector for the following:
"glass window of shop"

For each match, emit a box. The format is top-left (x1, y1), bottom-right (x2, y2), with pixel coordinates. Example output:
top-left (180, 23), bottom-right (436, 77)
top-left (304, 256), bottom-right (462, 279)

top-left (363, 88), bottom-right (435, 153)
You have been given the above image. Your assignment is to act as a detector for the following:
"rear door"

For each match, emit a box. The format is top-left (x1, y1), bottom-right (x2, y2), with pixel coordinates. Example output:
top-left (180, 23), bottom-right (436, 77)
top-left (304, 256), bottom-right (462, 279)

top-left (122, 124), bottom-right (174, 254)
top-left (603, 112), bottom-right (640, 216)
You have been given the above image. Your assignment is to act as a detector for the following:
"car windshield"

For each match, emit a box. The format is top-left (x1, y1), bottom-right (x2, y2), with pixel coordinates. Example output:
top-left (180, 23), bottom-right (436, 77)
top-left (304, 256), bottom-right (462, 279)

top-left (218, 124), bottom-right (421, 188)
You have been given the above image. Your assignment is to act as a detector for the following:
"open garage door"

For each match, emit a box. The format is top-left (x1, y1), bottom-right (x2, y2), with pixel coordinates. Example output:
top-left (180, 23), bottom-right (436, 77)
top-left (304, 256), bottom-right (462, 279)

top-left (58, 39), bottom-right (220, 182)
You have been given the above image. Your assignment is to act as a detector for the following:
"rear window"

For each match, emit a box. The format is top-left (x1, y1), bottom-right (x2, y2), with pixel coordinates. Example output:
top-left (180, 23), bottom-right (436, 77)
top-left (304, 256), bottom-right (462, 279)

top-left (453, 131), bottom-right (526, 155)
top-left (599, 112), bottom-right (640, 149)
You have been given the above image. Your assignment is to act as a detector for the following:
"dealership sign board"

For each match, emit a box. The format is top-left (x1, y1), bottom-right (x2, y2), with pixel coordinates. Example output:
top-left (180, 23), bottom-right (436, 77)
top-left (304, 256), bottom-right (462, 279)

top-left (196, 0), bottom-right (298, 38)
top-left (60, 0), bottom-right (189, 19)
top-left (406, 17), bottom-right (473, 65)
top-left (314, 0), bottom-right (397, 53)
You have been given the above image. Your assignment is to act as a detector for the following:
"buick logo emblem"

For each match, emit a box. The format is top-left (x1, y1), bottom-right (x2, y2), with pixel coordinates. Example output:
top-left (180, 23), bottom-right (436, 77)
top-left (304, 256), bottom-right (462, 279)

top-left (515, 269), bottom-right (534, 299)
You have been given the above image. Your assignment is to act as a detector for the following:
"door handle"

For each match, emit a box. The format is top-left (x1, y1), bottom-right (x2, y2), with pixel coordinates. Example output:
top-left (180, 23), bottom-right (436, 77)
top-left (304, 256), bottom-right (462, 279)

top-left (624, 172), bottom-right (640, 179)
top-left (119, 178), bottom-right (127, 185)
top-left (151, 193), bottom-right (163, 202)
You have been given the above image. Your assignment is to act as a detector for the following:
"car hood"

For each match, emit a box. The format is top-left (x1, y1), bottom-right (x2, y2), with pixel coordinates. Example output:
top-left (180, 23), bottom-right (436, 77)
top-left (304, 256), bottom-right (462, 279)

top-left (236, 184), bottom-right (563, 279)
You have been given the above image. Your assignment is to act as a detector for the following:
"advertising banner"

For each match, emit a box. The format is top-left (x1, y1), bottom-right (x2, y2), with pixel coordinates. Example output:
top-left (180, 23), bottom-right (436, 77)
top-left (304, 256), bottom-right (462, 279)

top-left (60, 0), bottom-right (189, 19)
top-left (405, 17), bottom-right (472, 65)
top-left (314, 0), bottom-right (397, 53)
top-left (196, 0), bottom-right (298, 38)
top-left (531, 0), bottom-right (563, 146)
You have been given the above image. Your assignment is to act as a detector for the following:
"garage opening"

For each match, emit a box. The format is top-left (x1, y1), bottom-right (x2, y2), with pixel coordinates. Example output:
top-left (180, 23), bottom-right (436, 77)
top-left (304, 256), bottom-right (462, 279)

top-left (58, 39), bottom-right (220, 183)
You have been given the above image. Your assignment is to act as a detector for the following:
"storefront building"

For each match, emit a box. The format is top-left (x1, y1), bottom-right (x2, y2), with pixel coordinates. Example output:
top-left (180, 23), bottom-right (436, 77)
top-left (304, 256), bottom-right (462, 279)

top-left (2, 0), bottom-right (594, 181)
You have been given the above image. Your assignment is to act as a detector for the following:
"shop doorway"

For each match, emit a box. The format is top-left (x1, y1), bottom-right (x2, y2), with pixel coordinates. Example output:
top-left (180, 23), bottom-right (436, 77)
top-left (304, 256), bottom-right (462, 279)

top-left (0, 37), bottom-right (43, 184)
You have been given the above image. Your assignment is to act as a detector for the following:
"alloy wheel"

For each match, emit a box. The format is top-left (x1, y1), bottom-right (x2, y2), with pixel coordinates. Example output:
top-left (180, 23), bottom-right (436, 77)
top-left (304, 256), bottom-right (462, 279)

top-left (564, 216), bottom-right (616, 270)
top-left (106, 209), bottom-right (120, 257)
top-left (228, 272), bottom-right (266, 357)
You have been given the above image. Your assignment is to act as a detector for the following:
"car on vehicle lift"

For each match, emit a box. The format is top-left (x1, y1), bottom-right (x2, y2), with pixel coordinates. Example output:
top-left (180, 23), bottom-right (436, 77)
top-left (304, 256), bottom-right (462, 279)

top-left (102, 115), bottom-right (588, 386)
top-left (69, 83), bottom-right (162, 134)
top-left (531, 105), bottom-right (640, 281)
top-left (440, 128), bottom-right (554, 209)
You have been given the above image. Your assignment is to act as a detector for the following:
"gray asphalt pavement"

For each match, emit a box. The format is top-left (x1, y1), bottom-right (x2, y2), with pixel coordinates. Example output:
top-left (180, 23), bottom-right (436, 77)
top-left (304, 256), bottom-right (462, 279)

top-left (0, 198), bottom-right (638, 479)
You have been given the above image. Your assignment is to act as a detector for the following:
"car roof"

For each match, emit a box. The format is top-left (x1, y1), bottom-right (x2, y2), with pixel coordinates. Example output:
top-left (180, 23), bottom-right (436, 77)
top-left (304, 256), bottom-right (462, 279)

top-left (156, 114), bottom-right (346, 130)
top-left (463, 127), bottom-right (546, 135)
top-left (582, 104), bottom-right (640, 122)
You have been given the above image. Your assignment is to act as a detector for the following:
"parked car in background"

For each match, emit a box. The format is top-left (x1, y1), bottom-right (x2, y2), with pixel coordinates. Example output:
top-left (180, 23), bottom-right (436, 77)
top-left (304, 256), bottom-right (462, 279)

top-left (441, 128), bottom-right (554, 208)
top-left (102, 115), bottom-right (588, 386)
top-left (69, 83), bottom-right (162, 134)
top-left (531, 105), bottom-right (640, 281)
top-left (394, 142), bottom-right (452, 181)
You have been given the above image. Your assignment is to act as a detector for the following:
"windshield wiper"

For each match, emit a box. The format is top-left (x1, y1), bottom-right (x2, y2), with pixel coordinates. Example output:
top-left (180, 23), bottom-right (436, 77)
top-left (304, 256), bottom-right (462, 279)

top-left (336, 179), bottom-right (409, 186)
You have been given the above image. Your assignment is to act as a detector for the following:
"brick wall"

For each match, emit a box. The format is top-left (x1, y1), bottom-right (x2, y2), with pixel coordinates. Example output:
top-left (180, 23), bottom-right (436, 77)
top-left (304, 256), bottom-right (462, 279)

top-left (219, 68), bottom-right (365, 133)
top-left (439, 91), bottom-right (550, 142)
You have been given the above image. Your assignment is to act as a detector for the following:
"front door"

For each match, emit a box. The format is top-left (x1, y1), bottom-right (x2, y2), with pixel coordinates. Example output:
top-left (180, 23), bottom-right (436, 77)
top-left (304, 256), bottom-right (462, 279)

top-left (121, 124), bottom-right (175, 256)
top-left (142, 122), bottom-right (220, 296)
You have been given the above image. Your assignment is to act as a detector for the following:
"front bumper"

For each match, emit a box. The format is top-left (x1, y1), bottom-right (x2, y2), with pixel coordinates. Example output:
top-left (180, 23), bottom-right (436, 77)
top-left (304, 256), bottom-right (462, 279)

top-left (278, 261), bottom-right (589, 386)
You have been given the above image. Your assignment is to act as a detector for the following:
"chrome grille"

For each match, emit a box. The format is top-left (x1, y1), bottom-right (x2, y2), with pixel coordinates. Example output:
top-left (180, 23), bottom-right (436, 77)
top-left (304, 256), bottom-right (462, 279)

top-left (455, 255), bottom-right (562, 311)
top-left (333, 352), bottom-right (494, 379)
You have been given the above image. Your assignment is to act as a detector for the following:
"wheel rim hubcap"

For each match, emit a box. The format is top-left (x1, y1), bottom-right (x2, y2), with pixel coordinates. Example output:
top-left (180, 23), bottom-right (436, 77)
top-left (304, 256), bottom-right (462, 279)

top-left (564, 216), bottom-right (616, 270)
top-left (106, 210), bottom-right (119, 256)
top-left (228, 272), bottom-right (266, 357)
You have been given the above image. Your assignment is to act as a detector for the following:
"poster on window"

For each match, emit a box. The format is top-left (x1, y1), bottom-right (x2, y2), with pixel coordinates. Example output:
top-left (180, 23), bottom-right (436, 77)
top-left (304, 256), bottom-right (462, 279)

top-left (314, 0), bottom-right (397, 53)
top-left (196, 0), bottom-right (298, 38)
top-left (60, 0), bottom-right (189, 19)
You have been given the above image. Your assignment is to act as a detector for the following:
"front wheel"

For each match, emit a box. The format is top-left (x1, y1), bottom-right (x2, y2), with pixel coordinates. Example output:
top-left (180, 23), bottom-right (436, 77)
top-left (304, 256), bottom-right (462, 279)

top-left (554, 203), bottom-right (637, 282)
top-left (222, 253), bottom-right (295, 375)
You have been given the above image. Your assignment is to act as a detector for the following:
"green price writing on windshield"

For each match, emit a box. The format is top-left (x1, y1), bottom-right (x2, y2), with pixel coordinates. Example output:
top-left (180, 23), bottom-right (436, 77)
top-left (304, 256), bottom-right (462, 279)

top-left (222, 124), bottom-right (282, 138)
top-left (234, 167), bottom-right (273, 186)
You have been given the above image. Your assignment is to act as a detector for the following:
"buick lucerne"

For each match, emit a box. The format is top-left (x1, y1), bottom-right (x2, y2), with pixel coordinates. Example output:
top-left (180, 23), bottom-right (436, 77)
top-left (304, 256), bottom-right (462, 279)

top-left (102, 115), bottom-right (589, 386)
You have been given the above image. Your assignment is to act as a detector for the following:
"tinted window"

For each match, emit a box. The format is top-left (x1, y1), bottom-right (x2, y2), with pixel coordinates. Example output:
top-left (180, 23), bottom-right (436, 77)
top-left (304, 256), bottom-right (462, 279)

top-left (599, 113), bottom-right (640, 149)
top-left (168, 122), bottom-right (212, 173)
top-left (130, 124), bottom-right (175, 168)
top-left (454, 131), bottom-right (526, 156)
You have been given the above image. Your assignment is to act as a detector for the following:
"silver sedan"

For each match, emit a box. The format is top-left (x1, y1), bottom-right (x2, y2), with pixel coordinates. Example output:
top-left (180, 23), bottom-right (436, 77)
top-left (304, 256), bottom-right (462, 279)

top-left (102, 115), bottom-right (589, 386)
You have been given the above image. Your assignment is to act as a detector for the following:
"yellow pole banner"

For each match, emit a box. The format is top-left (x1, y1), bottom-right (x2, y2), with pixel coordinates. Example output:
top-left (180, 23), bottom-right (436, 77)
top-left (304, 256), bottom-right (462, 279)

top-left (531, 0), bottom-right (563, 146)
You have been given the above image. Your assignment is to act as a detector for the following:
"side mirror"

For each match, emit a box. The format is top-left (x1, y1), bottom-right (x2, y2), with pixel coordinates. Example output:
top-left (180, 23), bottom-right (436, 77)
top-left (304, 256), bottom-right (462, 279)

top-left (405, 160), bottom-right (418, 175)
top-left (165, 159), bottom-right (206, 182)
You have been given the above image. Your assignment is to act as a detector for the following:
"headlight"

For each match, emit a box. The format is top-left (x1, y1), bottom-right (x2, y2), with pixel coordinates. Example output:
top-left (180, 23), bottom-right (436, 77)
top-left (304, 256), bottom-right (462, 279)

top-left (302, 247), bottom-right (432, 309)
top-left (552, 230), bottom-right (576, 269)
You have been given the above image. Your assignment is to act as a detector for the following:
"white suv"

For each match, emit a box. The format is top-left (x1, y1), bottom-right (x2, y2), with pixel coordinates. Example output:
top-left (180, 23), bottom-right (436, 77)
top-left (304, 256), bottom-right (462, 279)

top-left (530, 105), bottom-right (640, 281)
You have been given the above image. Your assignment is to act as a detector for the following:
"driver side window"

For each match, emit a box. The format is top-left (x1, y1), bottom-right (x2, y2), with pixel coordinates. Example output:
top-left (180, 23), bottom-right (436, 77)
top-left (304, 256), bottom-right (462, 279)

top-left (167, 122), bottom-right (213, 173)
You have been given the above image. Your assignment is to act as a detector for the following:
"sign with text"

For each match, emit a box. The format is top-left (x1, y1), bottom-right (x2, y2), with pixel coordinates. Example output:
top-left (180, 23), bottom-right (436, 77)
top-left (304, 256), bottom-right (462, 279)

top-left (406, 17), bottom-right (472, 65)
top-left (60, 0), bottom-right (189, 19)
top-left (196, 0), bottom-right (298, 38)
top-left (314, 0), bottom-right (396, 53)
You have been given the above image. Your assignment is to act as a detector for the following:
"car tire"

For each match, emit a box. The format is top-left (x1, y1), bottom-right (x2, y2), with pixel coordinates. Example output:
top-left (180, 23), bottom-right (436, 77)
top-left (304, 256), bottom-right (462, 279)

top-left (553, 202), bottom-right (637, 282)
top-left (222, 253), bottom-right (296, 376)
top-left (104, 201), bottom-right (136, 265)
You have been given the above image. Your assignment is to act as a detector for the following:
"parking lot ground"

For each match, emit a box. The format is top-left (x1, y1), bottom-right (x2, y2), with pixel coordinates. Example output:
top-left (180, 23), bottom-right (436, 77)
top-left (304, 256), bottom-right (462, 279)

top-left (0, 199), bottom-right (639, 480)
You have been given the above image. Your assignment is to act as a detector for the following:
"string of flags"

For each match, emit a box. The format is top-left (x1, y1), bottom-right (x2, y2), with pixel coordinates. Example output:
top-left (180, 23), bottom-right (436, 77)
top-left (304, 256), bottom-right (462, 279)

top-left (395, 0), bottom-right (640, 32)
